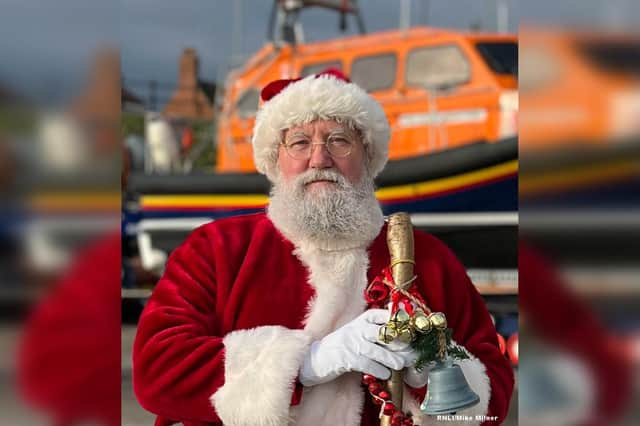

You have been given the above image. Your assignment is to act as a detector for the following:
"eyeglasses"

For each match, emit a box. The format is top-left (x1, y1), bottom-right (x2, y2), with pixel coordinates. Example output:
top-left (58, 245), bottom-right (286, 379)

top-left (281, 135), bottom-right (356, 160)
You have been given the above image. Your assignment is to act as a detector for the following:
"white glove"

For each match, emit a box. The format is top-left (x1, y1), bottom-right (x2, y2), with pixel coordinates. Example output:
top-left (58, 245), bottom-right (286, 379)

top-left (299, 309), bottom-right (416, 386)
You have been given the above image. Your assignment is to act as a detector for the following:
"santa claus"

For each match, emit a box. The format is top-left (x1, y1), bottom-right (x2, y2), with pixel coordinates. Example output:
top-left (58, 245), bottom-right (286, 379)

top-left (133, 70), bottom-right (514, 425)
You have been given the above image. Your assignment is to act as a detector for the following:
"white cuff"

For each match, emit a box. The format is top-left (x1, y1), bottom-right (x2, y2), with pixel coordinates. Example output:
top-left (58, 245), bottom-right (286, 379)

top-left (211, 326), bottom-right (312, 426)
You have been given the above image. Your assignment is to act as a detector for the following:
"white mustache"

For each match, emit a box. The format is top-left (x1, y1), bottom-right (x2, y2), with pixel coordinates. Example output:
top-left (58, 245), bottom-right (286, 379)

top-left (296, 169), bottom-right (348, 188)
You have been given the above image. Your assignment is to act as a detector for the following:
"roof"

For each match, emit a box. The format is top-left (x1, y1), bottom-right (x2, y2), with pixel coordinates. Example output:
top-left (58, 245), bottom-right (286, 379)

top-left (298, 26), bottom-right (517, 54)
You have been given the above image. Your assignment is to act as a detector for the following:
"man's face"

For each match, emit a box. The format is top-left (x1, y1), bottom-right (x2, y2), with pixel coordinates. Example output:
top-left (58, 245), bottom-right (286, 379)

top-left (277, 120), bottom-right (366, 189)
top-left (269, 119), bottom-right (383, 244)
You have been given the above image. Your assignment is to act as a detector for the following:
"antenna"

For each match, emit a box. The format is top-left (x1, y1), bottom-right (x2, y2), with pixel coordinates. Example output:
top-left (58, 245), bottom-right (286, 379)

top-left (232, 0), bottom-right (244, 65)
top-left (496, 0), bottom-right (509, 33)
top-left (268, 0), bottom-right (365, 45)
top-left (400, 0), bottom-right (410, 35)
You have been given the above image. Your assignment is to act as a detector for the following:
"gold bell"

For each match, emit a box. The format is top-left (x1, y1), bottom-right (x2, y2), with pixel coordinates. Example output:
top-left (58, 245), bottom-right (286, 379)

top-left (428, 312), bottom-right (448, 330)
top-left (411, 310), bottom-right (432, 333)
top-left (396, 326), bottom-right (415, 343)
top-left (391, 309), bottom-right (411, 328)
top-left (378, 324), bottom-right (398, 344)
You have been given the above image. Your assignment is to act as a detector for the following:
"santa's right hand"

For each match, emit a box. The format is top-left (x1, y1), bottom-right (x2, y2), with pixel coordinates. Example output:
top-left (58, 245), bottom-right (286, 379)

top-left (299, 309), bottom-right (407, 386)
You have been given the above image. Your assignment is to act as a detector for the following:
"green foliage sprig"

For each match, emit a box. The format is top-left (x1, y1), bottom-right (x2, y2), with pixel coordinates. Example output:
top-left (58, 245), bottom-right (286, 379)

top-left (412, 328), bottom-right (469, 371)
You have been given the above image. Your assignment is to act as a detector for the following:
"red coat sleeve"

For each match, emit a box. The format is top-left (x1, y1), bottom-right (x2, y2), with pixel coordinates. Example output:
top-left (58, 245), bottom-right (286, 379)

top-left (407, 233), bottom-right (514, 425)
top-left (133, 225), bottom-right (311, 425)
top-left (444, 245), bottom-right (514, 424)
top-left (133, 226), bottom-right (226, 422)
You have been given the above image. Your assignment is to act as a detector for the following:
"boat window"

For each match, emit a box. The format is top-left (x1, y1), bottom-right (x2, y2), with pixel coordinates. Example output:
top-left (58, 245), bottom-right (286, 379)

top-left (575, 39), bottom-right (640, 75)
top-left (301, 61), bottom-right (343, 77)
top-left (475, 41), bottom-right (518, 77)
top-left (407, 45), bottom-right (470, 90)
top-left (351, 53), bottom-right (397, 92)
top-left (236, 88), bottom-right (260, 118)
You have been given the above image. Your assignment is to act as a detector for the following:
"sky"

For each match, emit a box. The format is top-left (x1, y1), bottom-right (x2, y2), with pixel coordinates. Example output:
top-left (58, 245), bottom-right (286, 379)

top-left (121, 0), bottom-right (518, 103)
top-left (0, 0), bottom-right (519, 104)
top-left (1, 0), bottom-right (639, 105)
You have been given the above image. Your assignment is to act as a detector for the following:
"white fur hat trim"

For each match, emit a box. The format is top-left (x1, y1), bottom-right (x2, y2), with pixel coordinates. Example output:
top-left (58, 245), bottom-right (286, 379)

top-left (251, 74), bottom-right (390, 180)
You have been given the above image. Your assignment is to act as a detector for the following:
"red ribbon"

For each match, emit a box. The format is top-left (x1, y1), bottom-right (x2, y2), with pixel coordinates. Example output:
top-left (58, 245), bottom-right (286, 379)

top-left (381, 267), bottom-right (413, 316)
top-left (364, 276), bottom-right (390, 307)
top-left (364, 267), bottom-right (430, 316)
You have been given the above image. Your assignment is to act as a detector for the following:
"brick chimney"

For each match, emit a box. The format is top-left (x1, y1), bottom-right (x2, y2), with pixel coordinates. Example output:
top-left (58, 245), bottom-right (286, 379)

top-left (72, 47), bottom-right (121, 122)
top-left (164, 48), bottom-right (215, 120)
top-left (179, 48), bottom-right (198, 90)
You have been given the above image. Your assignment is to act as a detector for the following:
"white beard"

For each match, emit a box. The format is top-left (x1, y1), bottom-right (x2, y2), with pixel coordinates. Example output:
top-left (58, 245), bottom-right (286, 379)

top-left (267, 168), bottom-right (384, 251)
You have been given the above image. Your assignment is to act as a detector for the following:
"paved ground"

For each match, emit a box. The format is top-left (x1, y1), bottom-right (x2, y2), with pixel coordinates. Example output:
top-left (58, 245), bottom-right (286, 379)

top-left (0, 325), bottom-right (49, 425)
top-left (122, 325), bottom-right (155, 425)
top-left (122, 374), bottom-right (156, 426)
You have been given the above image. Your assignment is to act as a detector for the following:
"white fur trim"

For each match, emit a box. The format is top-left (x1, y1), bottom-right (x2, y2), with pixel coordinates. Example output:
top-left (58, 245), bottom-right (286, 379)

top-left (211, 326), bottom-right (311, 426)
top-left (291, 373), bottom-right (364, 426)
top-left (404, 342), bottom-right (491, 426)
top-left (295, 245), bottom-right (371, 338)
top-left (289, 244), bottom-right (373, 426)
top-left (252, 74), bottom-right (391, 181)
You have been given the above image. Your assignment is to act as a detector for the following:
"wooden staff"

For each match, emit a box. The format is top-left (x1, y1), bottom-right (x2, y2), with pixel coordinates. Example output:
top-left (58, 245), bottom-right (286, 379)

top-left (381, 213), bottom-right (415, 426)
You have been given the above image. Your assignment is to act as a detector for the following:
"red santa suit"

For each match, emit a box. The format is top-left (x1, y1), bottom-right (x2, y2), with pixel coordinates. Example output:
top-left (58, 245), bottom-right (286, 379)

top-left (133, 213), bottom-right (513, 426)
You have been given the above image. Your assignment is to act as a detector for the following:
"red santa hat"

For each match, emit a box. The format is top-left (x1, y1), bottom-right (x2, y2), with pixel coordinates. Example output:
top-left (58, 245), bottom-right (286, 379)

top-left (252, 69), bottom-right (391, 181)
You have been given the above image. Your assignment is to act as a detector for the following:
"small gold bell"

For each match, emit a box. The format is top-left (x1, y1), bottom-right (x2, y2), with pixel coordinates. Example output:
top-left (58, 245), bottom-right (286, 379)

top-left (411, 311), bottom-right (432, 333)
top-left (396, 326), bottom-right (415, 343)
top-left (428, 312), bottom-right (448, 330)
top-left (391, 309), bottom-right (410, 325)
top-left (378, 324), bottom-right (398, 344)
